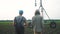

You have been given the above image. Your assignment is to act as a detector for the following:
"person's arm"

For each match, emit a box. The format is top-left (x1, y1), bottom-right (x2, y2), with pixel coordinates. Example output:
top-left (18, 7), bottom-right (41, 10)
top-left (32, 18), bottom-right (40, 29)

top-left (31, 17), bottom-right (35, 28)
top-left (41, 16), bottom-right (44, 28)
top-left (13, 17), bottom-right (17, 26)
top-left (23, 17), bottom-right (28, 27)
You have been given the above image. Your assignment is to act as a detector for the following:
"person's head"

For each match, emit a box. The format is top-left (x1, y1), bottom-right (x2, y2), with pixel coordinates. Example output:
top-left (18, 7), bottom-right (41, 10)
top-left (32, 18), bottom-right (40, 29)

top-left (35, 9), bottom-right (40, 15)
top-left (19, 10), bottom-right (23, 15)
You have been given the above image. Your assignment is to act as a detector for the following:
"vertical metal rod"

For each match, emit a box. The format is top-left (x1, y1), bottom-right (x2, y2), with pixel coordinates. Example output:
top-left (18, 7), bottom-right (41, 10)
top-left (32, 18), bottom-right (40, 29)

top-left (40, 0), bottom-right (42, 7)
top-left (39, 0), bottom-right (43, 16)
top-left (35, 0), bottom-right (37, 6)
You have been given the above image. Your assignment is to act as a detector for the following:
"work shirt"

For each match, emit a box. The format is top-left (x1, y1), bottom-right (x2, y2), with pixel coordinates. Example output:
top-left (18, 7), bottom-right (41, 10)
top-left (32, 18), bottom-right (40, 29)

top-left (32, 15), bottom-right (43, 32)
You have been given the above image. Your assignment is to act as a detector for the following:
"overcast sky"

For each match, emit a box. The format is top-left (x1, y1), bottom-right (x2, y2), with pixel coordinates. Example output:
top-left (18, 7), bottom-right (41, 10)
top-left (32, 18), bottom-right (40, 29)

top-left (0, 0), bottom-right (60, 20)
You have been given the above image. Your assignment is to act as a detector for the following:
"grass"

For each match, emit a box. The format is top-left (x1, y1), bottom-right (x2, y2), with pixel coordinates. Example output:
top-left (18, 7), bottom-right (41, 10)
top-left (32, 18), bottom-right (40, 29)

top-left (0, 21), bottom-right (60, 34)
top-left (0, 22), bottom-right (15, 34)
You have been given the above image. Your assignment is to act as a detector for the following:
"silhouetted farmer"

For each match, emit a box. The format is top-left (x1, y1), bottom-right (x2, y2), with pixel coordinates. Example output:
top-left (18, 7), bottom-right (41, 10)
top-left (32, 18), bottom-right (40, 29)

top-left (32, 9), bottom-right (43, 34)
top-left (14, 10), bottom-right (27, 34)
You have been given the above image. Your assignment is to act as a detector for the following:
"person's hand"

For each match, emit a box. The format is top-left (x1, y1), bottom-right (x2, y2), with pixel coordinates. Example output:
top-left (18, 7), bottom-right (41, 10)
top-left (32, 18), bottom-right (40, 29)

top-left (13, 22), bottom-right (16, 26)
top-left (24, 23), bottom-right (28, 28)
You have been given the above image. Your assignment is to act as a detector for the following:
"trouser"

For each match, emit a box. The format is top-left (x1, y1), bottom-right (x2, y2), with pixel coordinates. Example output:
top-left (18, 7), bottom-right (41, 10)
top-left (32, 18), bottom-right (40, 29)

top-left (15, 26), bottom-right (24, 34)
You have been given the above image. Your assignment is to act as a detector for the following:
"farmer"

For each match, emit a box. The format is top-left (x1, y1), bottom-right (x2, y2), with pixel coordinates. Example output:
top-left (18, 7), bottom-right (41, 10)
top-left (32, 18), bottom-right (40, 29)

top-left (32, 9), bottom-right (43, 34)
top-left (14, 10), bottom-right (27, 34)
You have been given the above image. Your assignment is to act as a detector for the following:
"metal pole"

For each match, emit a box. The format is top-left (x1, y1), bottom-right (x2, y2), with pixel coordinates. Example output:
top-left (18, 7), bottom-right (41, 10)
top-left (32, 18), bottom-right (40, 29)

top-left (40, 0), bottom-right (42, 7)
top-left (35, 0), bottom-right (37, 6)
top-left (39, 0), bottom-right (43, 17)
top-left (42, 7), bottom-right (51, 20)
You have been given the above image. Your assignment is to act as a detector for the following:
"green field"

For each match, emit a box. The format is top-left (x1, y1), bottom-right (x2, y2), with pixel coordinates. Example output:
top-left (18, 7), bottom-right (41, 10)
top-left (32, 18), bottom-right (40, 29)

top-left (0, 22), bottom-right (15, 34)
top-left (0, 21), bottom-right (33, 34)
top-left (0, 20), bottom-right (60, 34)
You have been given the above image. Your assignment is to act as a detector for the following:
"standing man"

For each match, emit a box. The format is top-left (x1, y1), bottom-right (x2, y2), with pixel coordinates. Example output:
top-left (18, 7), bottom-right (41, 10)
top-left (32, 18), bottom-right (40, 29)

top-left (14, 10), bottom-right (27, 34)
top-left (32, 9), bottom-right (43, 34)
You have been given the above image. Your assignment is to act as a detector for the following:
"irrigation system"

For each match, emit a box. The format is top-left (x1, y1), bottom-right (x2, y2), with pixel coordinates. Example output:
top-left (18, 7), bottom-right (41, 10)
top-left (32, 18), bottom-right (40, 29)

top-left (35, 0), bottom-right (50, 20)
top-left (35, 0), bottom-right (56, 34)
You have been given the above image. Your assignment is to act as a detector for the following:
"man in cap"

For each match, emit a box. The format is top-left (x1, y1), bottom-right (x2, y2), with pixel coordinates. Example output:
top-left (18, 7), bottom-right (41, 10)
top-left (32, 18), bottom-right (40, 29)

top-left (14, 10), bottom-right (27, 34)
